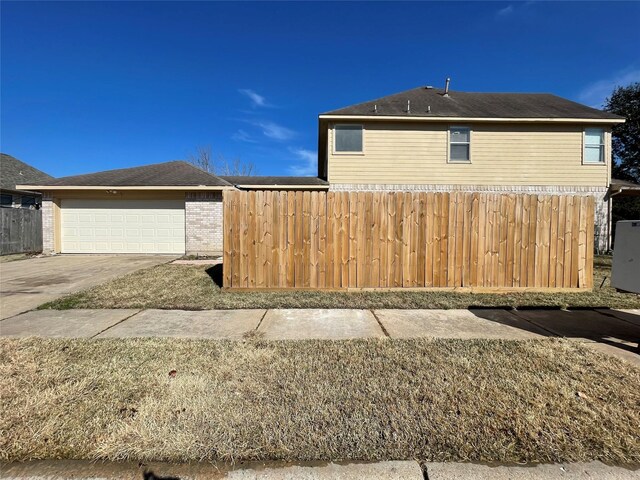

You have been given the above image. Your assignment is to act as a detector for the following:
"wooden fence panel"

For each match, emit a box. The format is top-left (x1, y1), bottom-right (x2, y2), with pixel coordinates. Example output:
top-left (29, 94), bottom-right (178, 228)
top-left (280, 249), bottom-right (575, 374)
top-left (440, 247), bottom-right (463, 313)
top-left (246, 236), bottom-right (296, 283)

top-left (223, 191), bottom-right (594, 291)
top-left (0, 207), bottom-right (43, 255)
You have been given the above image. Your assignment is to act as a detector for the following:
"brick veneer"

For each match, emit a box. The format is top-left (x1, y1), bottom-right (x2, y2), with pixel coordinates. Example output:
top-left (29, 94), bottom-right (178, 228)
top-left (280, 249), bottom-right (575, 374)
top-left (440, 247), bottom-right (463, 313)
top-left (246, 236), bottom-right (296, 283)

top-left (41, 193), bottom-right (55, 254)
top-left (185, 191), bottom-right (223, 256)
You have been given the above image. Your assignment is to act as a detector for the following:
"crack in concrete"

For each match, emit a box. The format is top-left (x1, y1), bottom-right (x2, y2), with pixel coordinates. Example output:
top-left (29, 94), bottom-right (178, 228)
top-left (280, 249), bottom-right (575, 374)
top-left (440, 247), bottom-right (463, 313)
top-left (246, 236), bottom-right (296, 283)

top-left (90, 310), bottom-right (143, 339)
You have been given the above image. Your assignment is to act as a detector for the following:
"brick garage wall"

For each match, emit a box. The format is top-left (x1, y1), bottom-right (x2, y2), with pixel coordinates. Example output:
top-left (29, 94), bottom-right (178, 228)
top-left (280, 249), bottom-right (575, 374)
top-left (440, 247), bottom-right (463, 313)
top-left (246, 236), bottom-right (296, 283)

top-left (330, 183), bottom-right (610, 253)
top-left (185, 191), bottom-right (223, 256)
top-left (41, 193), bottom-right (55, 254)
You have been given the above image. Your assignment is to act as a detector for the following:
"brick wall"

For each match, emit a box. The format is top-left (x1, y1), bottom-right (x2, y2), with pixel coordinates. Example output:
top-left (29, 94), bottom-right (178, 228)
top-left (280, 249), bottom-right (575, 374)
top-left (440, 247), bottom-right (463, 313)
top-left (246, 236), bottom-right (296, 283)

top-left (185, 191), bottom-right (223, 256)
top-left (41, 194), bottom-right (55, 254)
top-left (329, 183), bottom-right (610, 253)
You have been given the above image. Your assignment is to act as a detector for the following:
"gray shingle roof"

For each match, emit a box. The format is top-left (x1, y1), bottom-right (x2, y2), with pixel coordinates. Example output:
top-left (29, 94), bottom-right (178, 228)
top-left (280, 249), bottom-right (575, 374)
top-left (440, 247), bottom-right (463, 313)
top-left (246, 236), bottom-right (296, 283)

top-left (25, 161), bottom-right (231, 187)
top-left (1, 154), bottom-right (54, 192)
top-left (220, 176), bottom-right (329, 187)
top-left (323, 86), bottom-right (624, 120)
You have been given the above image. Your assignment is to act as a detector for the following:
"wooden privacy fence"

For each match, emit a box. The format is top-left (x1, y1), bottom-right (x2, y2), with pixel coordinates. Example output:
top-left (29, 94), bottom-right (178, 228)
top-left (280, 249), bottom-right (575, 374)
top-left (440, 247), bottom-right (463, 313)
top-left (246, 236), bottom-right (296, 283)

top-left (0, 207), bottom-right (43, 255)
top-left (223, 190), bottom-right (594, 291)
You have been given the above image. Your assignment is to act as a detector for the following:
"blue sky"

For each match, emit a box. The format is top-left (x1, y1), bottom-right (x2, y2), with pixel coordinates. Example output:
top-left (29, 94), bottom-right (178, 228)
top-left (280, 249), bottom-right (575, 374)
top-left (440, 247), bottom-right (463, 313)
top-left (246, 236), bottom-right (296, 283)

top-left (2, 1), bottom-right (639, 178)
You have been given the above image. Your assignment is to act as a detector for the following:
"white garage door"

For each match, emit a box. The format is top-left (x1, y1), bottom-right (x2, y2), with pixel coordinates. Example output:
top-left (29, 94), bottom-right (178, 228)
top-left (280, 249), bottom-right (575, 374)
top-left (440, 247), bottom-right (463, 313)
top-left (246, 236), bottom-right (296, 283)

top-left (61, 199), bottom-right (185, 254)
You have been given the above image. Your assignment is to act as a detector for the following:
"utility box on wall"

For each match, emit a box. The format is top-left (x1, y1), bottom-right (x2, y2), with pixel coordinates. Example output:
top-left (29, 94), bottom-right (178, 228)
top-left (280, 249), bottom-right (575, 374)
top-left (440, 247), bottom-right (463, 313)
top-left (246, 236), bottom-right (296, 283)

top-left (611, 220), bottom-right (640, 294)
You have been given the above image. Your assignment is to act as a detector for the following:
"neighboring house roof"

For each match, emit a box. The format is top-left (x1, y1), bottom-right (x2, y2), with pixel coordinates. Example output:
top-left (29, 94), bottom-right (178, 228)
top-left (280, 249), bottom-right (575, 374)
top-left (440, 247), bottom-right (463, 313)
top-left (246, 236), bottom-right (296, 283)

top-left (322, 86), bottom-right (625, 121)
top-left (611, 178), bottom-right (640, 188)
top-left (221, 176), bottom-right (329, 189)
top-left (1, 153), bottom-right (54, 194)
top-left (609, 177), bottom-right (640, 198)
top-left (18, 161), bottom-right (232, 190)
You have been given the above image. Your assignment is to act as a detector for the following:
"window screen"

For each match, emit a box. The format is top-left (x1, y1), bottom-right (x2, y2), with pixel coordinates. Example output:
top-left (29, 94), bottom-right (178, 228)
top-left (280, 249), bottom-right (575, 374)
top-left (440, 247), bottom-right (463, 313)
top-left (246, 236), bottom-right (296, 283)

top-left (584, 128), bottom-right (604, 163)
top-left (335, 125), bottom-right (363, 152)
top-left (449, 127), bottom-right (471, 162)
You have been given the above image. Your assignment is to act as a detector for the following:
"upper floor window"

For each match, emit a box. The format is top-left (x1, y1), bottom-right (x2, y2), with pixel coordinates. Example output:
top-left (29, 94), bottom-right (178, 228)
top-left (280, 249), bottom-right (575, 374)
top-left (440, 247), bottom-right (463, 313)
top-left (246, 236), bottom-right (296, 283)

top-left (449, 126), bottom-right (471, 163)
top-left (334, 125), bottom-right (363, 153)
top-left (584, 128), bottom-right (605, 164)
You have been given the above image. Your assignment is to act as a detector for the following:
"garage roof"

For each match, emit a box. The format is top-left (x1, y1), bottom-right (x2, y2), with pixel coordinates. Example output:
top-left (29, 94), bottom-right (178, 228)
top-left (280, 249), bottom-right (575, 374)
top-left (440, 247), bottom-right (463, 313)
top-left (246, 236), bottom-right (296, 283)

top-left (321, 86), bottom-right (625, 121)
top-left (220, 176), bottom-right (329, 189)
top-left (18, 161), bottom-right (233, 189)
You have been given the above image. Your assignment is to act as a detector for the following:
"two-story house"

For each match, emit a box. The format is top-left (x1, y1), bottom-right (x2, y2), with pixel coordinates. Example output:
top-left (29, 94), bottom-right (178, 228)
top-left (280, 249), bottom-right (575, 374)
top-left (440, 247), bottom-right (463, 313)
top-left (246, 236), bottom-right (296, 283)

top-left (20, 85), bottom-right (626, 257)
top-left (317, 85), bottom-right (625, 252)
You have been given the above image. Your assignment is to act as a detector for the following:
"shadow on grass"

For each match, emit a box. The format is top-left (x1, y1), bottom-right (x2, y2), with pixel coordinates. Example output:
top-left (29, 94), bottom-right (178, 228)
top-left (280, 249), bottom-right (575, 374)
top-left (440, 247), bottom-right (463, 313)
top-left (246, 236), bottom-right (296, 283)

top-left (206, 264), bottom-right (223, 288)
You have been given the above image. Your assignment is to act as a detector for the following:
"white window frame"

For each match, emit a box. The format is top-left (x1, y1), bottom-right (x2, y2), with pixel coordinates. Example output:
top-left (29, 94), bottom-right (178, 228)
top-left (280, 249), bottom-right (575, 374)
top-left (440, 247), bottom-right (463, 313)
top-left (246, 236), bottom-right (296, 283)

top-left (582, 127), bottom-right (606, 165)
top-left (333, 124), bottom-right (365, 155)
top-left (447, 126), bottom-right (472, 163)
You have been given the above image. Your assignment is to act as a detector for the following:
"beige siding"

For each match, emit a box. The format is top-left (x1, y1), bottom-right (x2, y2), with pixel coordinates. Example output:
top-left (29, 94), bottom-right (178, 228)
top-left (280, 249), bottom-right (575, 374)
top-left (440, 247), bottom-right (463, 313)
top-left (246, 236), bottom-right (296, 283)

top-left (327, 122), bottom-right (610, 187)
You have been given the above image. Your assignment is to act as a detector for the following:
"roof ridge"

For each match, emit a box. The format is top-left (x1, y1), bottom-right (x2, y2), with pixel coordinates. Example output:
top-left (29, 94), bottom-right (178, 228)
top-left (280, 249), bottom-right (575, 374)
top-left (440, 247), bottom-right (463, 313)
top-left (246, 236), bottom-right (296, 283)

top-left (322, 85), bottom-right (624, 119)
top-left (23, 160), bottom-right (232, 188)
top-left (178, 160), bottom-right (232, 186)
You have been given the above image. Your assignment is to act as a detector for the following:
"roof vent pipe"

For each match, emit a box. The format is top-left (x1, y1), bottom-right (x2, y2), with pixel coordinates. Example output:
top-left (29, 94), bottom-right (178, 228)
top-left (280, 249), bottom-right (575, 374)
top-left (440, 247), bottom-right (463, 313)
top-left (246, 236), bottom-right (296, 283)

top-left (374, 104), bottom-right (377, 113)
top-left (407, 100), bottom-right (411, 113)
top-left (444, 77), bottom-right (451, 97)
top-left (427, 105), bottom-right (431, 113)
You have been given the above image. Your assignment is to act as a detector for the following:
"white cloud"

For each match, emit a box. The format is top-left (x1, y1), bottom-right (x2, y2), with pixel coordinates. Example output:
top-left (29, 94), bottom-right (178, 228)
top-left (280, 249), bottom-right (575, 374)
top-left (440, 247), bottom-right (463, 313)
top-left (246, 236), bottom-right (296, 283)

top-left (231, 129), bottom-right (256, 143)
top-left (496, 5), bottom-right (514, 17)
top-left (288, 148), bottom-right (317, 176)
top-left (239, 89), bottom-right (267, 107)
top-left (254, 121), bottom-right (295, 141)
top-left (496, 2), bottom-right (536, 19)
top-left (577, 68), bottom-right (640, 108)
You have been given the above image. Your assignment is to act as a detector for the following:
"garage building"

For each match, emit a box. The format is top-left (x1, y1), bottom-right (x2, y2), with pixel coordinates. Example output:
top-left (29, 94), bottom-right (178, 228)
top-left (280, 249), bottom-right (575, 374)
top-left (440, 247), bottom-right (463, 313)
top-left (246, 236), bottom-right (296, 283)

top-left (19, 161), bottom-right (232, 256)
top-left (18, 160), bottom-right (330, 256)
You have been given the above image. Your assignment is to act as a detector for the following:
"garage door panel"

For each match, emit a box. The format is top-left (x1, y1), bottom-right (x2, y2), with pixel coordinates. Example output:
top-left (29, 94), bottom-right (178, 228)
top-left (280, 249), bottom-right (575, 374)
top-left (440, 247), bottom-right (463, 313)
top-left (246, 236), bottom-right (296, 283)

top-left (61, 199), bottom-right (185, 254)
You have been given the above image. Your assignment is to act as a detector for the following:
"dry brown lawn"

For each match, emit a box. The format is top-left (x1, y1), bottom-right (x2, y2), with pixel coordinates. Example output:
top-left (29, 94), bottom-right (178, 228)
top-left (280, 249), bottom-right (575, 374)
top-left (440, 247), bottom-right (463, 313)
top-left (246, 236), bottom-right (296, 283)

top-left (40, 256), bottom-right (640, 310)
top-left (1, 337), bottom-right (639, 464)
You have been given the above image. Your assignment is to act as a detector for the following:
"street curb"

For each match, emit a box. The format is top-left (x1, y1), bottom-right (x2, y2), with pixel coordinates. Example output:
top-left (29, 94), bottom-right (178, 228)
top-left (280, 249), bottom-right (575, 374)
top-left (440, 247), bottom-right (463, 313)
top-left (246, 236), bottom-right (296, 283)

top-left (424, 461), bottom-right (640, 479)
top-left (1, 460), bottom-right (424, 479)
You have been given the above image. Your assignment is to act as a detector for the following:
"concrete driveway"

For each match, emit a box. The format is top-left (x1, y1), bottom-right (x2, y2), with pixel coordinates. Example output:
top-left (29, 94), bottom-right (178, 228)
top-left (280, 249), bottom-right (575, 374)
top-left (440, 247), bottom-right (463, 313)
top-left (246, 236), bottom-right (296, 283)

top-left (0, 255), bottom-right (174, 319)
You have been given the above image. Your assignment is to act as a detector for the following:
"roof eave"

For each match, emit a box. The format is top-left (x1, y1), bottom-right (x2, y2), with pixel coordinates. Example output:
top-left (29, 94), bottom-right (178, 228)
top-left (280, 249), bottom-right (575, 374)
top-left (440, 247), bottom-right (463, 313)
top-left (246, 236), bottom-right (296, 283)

top-left (318, 114), bottom-right (625, 124)
top-left (0, 187), bottom-right (44, 195)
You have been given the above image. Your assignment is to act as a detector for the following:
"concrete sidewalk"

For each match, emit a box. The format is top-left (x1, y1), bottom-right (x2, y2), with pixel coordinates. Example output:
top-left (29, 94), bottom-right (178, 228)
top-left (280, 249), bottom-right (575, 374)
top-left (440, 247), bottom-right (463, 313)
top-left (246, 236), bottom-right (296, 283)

top-left (1, 307), bottom-right (638, 365)
top-left (2, 460), bottom-right (638, 479)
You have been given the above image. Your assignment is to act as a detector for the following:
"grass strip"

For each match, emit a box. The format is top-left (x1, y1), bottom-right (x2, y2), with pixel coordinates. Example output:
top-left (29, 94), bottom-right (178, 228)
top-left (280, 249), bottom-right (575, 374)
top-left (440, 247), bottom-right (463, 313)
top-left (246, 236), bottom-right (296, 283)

top-left (40, 256), bottom-right (640, 310)
top-left (1, 337), bottom-right (639, 464)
